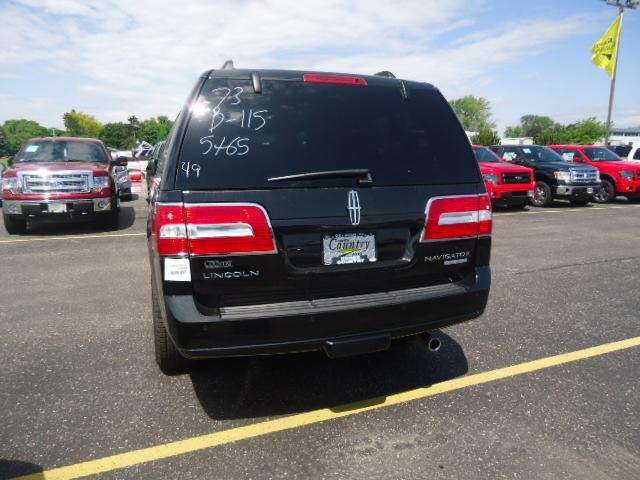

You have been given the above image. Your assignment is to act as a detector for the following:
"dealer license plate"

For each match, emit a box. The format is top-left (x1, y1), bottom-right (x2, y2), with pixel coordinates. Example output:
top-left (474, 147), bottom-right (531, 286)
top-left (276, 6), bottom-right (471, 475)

top-left (587, 187), bottom-right (594, 194)
top-left (47, 203), bottom-right (67, 213)
top-left (322, 233), bottom-right (377, 266)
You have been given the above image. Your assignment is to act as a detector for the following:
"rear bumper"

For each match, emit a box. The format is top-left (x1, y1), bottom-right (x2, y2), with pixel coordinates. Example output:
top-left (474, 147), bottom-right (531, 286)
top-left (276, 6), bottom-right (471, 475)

top-left (160, 266), bottom-right (491, 358)
top-left (2, 197), bottom-right (113, 216)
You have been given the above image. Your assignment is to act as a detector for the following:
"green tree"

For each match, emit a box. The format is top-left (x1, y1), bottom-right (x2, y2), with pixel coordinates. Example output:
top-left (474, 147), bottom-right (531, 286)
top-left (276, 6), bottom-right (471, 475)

top-left (504, 115), bottom-right (565, 144)
top-left (63, 110), bottom-right (103, 138)
top-left (563, 117), bottom-right (607, 144)
top-left (471, 127), bottom-right (501, 146)
top-left (450, 95), bottom-right (496, 132)
top-left (100, 122), bottom-right (135, 149)
top-left (0, 127), bottom-right (10, 157)
top-left (504, 125), bottom-right (525, 138)
top-left (138, 116), bottom-right (173, 145)
top-left (128, 115), bottom-right (141, 143)
top-left (536, 127), bottom-right (569, 145)
top-left (1, 119), bottom-right (49, 153)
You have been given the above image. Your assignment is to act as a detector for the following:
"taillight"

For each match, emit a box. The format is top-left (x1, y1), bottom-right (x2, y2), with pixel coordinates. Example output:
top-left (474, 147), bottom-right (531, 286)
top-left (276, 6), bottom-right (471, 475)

top-left (303, 74), bottom-right (367, 86)
top-left (185, 204), bottom-right (276, 255)
top-left (154, 203), bottom-right (276, 256)
top-left (421, 195), bottom-right (492, 241)
top-left (155, 203), bottom-right (188, 255)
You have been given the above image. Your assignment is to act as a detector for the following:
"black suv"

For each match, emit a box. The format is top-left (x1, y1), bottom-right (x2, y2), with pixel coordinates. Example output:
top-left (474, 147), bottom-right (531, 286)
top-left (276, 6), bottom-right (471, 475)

top-left (147, 63), bottom-right (492, 374)
top-left (490, 145), bottom-right (601, 207)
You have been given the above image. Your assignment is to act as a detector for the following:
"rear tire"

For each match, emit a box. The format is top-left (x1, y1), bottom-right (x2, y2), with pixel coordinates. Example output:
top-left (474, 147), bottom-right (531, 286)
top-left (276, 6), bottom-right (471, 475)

top-left (3, 214), bottom-right (27, 235)
top-left (152, 285), bottom-right (189, 375)
top-left (593, 179), bottom-right (615, 203)
top-left (530, 181), bottom-right (552, 207)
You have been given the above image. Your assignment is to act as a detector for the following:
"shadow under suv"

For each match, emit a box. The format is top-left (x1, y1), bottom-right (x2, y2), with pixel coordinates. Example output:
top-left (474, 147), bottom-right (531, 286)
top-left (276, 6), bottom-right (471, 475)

top-left (147, 63), bottom-right (492, 374)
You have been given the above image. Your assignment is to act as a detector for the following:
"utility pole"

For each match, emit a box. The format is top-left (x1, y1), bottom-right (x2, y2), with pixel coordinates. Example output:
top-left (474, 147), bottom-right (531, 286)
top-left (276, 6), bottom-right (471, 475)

top-left (600, 0), bottom-right (638, 145)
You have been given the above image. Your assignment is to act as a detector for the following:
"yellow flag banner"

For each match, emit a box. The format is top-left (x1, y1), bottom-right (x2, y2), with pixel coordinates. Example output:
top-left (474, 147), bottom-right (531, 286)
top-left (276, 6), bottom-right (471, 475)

top-left (592, 14), bottom-right (623, 78)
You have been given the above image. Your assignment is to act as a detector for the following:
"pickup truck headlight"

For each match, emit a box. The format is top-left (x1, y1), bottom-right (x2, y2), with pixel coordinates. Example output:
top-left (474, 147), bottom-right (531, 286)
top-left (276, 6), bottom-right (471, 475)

top-left (92, 175), bottom-right (110, 192)
top-left (482, 173), bottom-right (499, 184)
top-left (1, 176), bottom-right (22, 194)
top-left (553, 171), bottom-right (572, 183)
top-left (620, 170), bottom-right (634, 180)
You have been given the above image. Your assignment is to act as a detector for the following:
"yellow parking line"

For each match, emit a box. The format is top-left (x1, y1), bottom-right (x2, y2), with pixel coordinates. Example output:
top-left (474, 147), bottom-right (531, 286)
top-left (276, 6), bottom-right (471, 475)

top-left (0, 232), bottom-right (145, 244)
top-left (13, 336), bottom-right (640, 480)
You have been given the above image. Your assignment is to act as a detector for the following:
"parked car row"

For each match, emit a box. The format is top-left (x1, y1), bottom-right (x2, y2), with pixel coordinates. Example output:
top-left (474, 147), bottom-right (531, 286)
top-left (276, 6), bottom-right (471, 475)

top-left (550, 145), bottom-right (640, 204)
top-left (473, 143), bottom-right (640, 208)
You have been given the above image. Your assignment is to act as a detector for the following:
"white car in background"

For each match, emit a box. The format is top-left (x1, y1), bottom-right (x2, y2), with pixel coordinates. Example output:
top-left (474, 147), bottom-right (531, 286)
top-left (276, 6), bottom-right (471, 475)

top-left (126, 142), bottom-right (154, 174)
top-left (626, 146), bottom-right (640, 163)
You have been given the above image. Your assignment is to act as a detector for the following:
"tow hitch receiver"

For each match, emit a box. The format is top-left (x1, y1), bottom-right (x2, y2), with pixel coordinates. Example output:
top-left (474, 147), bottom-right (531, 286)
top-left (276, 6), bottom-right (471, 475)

top-left (323, 334), bottom-right (391, 359)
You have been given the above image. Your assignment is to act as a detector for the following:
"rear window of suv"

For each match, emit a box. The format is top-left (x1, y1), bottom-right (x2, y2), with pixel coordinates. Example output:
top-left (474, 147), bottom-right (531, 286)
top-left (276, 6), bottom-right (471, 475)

top-left (177, 78), bottom-right (479, 189)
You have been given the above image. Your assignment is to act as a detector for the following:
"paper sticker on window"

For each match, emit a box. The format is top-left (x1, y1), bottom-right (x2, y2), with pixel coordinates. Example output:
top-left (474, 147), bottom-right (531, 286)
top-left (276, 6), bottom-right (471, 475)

top-left (164, 258), bottom-right (191, 281)
top-left (25, 145), bottom-right (39, 152)
top-left (522, 148), bottom-right (531, 154)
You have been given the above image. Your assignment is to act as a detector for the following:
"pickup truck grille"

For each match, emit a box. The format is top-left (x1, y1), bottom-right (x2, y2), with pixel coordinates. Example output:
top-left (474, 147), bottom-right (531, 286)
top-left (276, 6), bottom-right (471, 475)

top-left (502, 172), bottom-right (531, 184)
top-left (570, 169), bottom-right (599, 183)
top-left (22, 173), bottom-right (91, 194)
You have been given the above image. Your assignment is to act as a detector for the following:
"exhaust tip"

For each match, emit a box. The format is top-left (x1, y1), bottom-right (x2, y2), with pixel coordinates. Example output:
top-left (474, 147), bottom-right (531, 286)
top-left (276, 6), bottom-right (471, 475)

top-left (424, 334), bottom-right (441, 352)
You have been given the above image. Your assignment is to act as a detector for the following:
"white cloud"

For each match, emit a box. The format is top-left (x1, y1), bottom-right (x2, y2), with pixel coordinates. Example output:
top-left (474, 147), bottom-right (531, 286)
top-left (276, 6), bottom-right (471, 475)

top-left (0, 0), bottom-right (602, 129)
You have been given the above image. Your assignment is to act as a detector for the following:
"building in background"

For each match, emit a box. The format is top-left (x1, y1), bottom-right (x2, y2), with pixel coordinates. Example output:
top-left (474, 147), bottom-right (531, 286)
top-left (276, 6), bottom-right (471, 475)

top-left (608, 126), bottom-right (640, 145)
top-left (500, 137), bottom-right (534, 145)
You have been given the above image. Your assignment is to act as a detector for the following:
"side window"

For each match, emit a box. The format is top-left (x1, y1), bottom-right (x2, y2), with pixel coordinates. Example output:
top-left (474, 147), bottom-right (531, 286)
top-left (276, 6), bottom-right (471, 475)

top-left (156, 115), bottom-right (181, 177)
top-left (501, 149), bottom-right (521, 163)
top-left (560, 149), bottom-right (578, 162)
top-left (634, 149), bottom-right (640, 160)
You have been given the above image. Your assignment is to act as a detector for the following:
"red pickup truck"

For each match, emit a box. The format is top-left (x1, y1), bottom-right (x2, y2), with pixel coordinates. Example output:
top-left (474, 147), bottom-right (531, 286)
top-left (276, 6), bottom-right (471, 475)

top-left (473, 145), bottom-right (536, 209)
top-left (2, 137), bottom-right (126, 234)
top-left (549, 145), bottom-right (640, 203)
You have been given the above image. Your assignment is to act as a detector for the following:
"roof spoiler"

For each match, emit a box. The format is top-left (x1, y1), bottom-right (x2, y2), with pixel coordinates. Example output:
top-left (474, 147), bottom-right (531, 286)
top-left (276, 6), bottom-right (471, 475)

top-left (221, 59), bottom-right (234, 70)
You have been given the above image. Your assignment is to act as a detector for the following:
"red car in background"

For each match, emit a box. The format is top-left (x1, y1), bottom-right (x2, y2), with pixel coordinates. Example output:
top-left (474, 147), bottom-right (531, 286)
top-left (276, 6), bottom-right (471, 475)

top-left (2, 137), bottom-right (126, 234)
top-left (473, 145), bottom-right (536, 209)
top-left (549, 145), bottom-right (640, 203)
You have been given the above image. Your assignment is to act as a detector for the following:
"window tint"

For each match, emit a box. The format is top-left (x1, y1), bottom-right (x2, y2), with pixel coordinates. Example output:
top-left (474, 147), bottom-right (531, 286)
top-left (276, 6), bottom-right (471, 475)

top-left (520, 146), bottom-right (563, 163)
top-left (558, 149), bottom-right (579, 161)
top-left (157, 118), bottom-right (180, 177)
top-left (178, 78), bottom-right (479, 189)
top-left (473, 147), bottom-right (501, 163)
top-left (18, 140), bottom-right (108, 163)
top-left (501, 149), bottom-right (522, 163)
top-left (634, 149), bottom-right (640, 160)
top-left (583, 147), bottom-right (620, 161)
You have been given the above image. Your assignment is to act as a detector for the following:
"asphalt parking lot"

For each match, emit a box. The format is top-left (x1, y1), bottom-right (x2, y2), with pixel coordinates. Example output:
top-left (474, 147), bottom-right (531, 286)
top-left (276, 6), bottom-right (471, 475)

top-left (1, 192), bottom-right (639, 480)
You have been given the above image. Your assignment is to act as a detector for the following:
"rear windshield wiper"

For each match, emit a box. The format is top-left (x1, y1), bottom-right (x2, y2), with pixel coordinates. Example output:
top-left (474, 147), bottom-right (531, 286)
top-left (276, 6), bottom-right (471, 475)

top-left (267, 168), bottom-right (373, 186)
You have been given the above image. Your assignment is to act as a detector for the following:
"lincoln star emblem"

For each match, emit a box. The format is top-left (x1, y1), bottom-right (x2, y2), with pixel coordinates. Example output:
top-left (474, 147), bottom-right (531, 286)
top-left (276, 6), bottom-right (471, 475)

top-left (347, 190), bottom-right (361, 226)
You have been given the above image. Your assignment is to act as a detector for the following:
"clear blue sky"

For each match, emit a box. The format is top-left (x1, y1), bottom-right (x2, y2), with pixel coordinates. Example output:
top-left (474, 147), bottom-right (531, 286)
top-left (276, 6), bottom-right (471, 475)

top-left (0, 0), bottom-right (638, 134)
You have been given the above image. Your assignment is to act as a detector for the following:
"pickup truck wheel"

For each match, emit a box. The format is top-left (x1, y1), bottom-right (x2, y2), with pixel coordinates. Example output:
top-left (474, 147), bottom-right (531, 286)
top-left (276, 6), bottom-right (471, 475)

top-left (593, 179), bottom-right (615, 203)
top-left (530, 182), bottom-right (552, 207)
top-left (152, 286), bottom-right (189, 375)
top-left (3, 214), bottom-right (27, 235)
